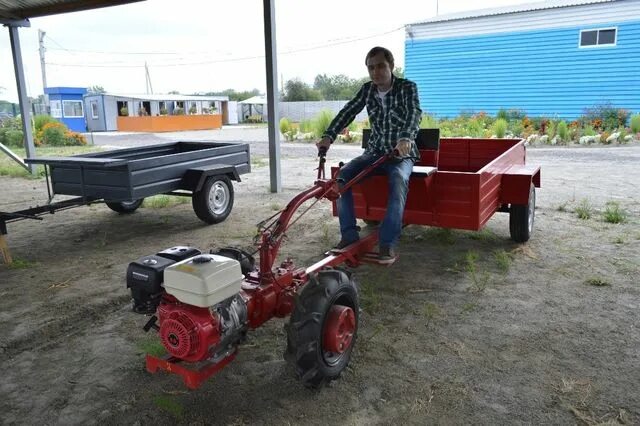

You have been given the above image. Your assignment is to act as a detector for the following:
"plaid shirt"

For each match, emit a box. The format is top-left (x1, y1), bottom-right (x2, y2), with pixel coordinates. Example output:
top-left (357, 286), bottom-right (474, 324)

top-left (323, 76), bottom-right (422, 159)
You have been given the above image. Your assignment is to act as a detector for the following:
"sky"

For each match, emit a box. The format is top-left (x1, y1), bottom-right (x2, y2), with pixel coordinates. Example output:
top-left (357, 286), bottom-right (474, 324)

top-left (1, 0), bottom-right (541, 103)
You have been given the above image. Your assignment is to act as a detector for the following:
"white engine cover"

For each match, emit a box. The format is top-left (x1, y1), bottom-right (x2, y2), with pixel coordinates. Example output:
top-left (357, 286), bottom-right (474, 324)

top-left (163, 254), bottom-right (243, 307)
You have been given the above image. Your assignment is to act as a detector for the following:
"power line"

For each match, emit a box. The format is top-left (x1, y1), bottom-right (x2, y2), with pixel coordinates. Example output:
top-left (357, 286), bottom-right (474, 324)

top-left (42, 26), bottom-right (405, 68)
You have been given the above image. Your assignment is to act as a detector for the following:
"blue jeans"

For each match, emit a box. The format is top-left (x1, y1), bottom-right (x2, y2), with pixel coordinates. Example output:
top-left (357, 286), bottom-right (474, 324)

top-left (337, 153), bottom-right (414, 248)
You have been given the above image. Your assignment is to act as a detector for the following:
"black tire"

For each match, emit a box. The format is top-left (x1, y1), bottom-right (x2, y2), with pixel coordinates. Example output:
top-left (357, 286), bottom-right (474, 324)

top-left (509, 183), bottom-right (535, 243)
top-left (285, 268), bottom-right (359, 389)
top-left (105, 199), bottom-right (143, 214)
top-left (192, 175), bottom-right (234, 224)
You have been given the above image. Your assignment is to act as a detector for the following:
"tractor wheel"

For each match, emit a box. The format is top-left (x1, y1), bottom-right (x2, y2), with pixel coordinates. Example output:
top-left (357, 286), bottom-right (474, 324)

top-left (105, 199), bottom-right (143, 214)
top-left (285, 268), bottom-right (359, 389)
top-left (509, 183), bottom-right (535, 243)
top-left (192, 175), bottom-right (234, 224)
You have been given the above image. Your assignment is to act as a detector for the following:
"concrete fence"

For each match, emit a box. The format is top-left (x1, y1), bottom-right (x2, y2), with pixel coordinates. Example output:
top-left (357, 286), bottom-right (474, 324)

top-left (279, 101), bottom-right (368, 122)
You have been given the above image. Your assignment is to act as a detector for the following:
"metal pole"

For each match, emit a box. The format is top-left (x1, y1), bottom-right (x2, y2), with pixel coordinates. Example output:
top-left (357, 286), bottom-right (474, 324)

top-left (263, 0), bottom-right (281, 193)
top-left (38, 29), bottom-right (49, 112)
top-left (8, 23), bottom-right (37, 174)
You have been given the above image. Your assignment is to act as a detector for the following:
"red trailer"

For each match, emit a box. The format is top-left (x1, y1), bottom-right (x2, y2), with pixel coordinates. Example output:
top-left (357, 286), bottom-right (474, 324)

top-left (339, 129), bottom-right (541, 242)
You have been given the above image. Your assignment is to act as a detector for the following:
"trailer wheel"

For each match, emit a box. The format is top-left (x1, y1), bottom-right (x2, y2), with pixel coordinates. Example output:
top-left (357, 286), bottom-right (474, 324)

top-left (510, 183), bottom-right (535, 243)
top-left (192, 175), bottom-right (234, 224)
top-left (285, 268), bottom-right (359, 389)
top-left (105, 199), bottom-right (143, 214)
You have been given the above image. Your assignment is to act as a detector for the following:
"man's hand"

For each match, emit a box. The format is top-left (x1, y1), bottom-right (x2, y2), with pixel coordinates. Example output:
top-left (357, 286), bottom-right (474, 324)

top-left (316, 136), bottom-right (332, 153)
top-left (395, 139), bottom-right (413, 157)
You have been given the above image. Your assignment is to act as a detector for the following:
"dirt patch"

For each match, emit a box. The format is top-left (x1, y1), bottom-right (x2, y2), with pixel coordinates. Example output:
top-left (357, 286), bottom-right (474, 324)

top-left (1, 145), bottom-right (639, 425)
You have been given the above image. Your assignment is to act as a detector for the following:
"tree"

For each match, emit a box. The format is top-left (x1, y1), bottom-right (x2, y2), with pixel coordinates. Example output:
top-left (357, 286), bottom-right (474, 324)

top-left (282, 79), bottom-right (321, 101)
top-left (313, 74), bottom-right (364, 100)
top-left (87, 85), bottom-right (106, 94)
top-left (205, 88), bottom-right (261, 102)
top-left (393, 67), bottom-right (405, 78)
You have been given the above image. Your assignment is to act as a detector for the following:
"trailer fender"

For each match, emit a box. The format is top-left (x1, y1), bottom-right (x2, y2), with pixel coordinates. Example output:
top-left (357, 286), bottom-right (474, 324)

top-left (500, 165), bottom-right (541, 205)
top-left (182, 165), bottom-right (241, 192)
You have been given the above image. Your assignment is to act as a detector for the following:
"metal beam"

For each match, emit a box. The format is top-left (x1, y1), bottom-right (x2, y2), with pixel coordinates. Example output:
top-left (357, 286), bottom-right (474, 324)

top-left (263, 0), bottom-right (281, 193)
top-left (7, 23), bottom-right (37, 174)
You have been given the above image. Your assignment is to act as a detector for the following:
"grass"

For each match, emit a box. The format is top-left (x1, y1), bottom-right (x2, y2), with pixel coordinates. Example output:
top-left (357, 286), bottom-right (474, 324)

top-left (142, 195), bottom-right (190, 209)
top-left (585, 277), bottom-right (611, 287)
top-left (422, 302), bottom-right (441, 329)
top-left (556, 202), bottom-right (569, 212)
top-left (5, 258), bottom-right (35, 269)
top-left (152, 395), bottom-right (184, 418)
top-left (137, 337), bottom-right (166, 357)
top-left (602, 201), bottom-right (627, 224)
top-left (461, 302), bottom-right (477, 314)
top-left (612, 236), bottom-right (626, 244)
top-left (465, 250), bottom-right (489, 292)
top-left (251, 156), bottom-right (268, 168)
top-left (575, 198), bottom-right (593, 220)
top-left (493, 249), bottom-right (512, 273)
top-left (422, 227), bottom-right (456, 245)
top-left (0, 146), bottom-right (103, 178)
top-left (468, 228), bottom-right (498, 242)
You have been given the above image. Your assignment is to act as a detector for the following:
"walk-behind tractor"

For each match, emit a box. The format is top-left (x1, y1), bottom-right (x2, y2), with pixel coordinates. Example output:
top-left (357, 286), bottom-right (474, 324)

top-left (127, 130), bottom-right (541, 389)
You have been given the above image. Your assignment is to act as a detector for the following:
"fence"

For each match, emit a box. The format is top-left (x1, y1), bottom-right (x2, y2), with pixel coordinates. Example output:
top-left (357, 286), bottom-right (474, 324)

top-left (279, 101), bottom-right (368, 123)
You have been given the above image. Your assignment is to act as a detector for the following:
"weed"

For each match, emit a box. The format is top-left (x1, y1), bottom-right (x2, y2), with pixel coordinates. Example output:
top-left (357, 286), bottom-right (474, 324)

top-left (468, 228), bottom-right (498, 242)
top-left (359, 280), bottom-right (382, 313)
top-left (630, 113), bottom-right (640, 133)
top-left (602, 201), bottom-right (627, 224)
top-left (585, 277), bottom-right (611, 287)
top-left (6, 258), bottom-right (34, 269)
top-left (557, 120), bottom-right (569, 141)
top-left (270, 203), bottom-right (281, 211)
top-left (423, 227), bottom-right (456, 245)
top-left (142, 195), bottom-right (188, 209)
top-left (612, 236), bottom-right (625, 244)
top-left (153, 395), bottom-right (184, 418)
top-left (575, 198), bottom-right (592, 220)
top-left (461, 302), bottom-right (477, 314)
top-left (251, 156), bottom-right (268, 168)
top-left (422, 302), bottom-right (441, 328)
top-left (556, 202), bottom-right (568, 212)
top-left (465, 250), bottom-right (489, 292)
top-left (137, 337), bottom-right (166, 357)
top-left (493, 249), bottom-right (512, 273)
top-left (320, 222), bottom-right (331, 246)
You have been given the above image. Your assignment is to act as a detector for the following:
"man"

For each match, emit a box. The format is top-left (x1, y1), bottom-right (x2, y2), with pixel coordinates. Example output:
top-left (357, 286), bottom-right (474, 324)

top-left (317, 46), bottom-right (422, 264)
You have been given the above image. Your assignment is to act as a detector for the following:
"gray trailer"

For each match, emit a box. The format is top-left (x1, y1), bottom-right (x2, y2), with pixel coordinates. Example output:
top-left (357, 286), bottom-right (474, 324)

top-left (1, 141), bottom-right (251, 236)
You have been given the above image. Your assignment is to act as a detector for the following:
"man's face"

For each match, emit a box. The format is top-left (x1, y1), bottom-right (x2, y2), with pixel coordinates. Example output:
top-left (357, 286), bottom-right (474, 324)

top-left (366, 53), bottom-right (392, 88)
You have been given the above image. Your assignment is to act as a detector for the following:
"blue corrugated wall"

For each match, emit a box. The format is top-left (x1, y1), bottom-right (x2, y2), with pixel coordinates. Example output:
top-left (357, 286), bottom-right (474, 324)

top-left (405, 20), bottom-right (640, 120)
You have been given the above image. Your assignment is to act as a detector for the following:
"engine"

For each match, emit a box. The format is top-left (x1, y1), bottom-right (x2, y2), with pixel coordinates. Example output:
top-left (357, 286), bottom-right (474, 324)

top-left (127, 247), bottom-right (251, 363)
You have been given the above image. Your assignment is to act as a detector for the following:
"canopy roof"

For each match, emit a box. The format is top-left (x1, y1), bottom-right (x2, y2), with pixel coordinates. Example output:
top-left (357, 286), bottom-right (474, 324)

top-left (0, 0), bottom-right (143, 22)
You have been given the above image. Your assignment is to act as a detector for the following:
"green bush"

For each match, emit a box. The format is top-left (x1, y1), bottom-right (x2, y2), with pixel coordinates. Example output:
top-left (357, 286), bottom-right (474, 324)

top-left (312, 109), bottom-right (335, 138)
top-left (33, 114), bottom-right (56, 133)
top-left (496, 109), bottom-right (508, 121)
top-left (279, 117), bottom-right (292, 135)
top-left (557, 121), bottom-right (568, 141)
top-left (299, 119), bottom-right (313, 133)
top-left (5, 129), bottom-right (24, 147)
top-left (582, 125), bottom-right (597, 136)
top-left (42, 125), bottom-right (66, 146)
top-left (580, 103), bottom-right (629, 131)
top-left (631, 114), bottom-right (640, 134)
top-left (491, 118), bottom-right (508, 138)
top-left (602, 201), bottom-right (627, 224)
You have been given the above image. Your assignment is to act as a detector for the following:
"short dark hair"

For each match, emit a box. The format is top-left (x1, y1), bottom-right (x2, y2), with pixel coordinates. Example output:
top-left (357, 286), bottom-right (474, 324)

top-left (365, 46), bottom-right (394, 70)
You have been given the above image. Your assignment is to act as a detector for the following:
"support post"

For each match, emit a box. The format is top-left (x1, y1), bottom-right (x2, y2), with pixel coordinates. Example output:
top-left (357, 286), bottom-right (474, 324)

top-left (263, 0), bottom-right (282, 193)
top-left (8, 22), bottom-right (37, 174)
top-left (0, 220), bottom-right (11, 265)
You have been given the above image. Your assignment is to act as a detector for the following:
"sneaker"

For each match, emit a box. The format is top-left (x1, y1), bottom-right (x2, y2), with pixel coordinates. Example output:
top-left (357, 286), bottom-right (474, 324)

top-left (334, 237), bottom-right (359, 249)
top-left (378, 246), bottom-right (397, 264)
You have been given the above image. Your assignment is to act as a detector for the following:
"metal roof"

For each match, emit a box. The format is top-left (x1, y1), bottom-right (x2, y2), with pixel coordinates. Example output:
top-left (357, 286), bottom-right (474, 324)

top-left (97, 93), bottom-right (229, 102)
top-left (0, 0), bottom-right (143, 22)
top-left (409, 0), bottom-right (620, 26)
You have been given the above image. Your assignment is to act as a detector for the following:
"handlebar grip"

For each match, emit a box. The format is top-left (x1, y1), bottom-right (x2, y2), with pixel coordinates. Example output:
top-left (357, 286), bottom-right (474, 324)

top-left (318, 146), bottom-right (328, 157)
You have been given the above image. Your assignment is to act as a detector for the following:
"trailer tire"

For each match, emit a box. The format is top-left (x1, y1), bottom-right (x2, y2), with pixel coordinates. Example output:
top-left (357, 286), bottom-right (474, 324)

top-left (105, 199), bottom-right (143, 214)
top-left (510, 183), bottom-right (535, 243)
top-left (284, 268), bottom-right (359, 389)
top-left (192, 175), bottom-right (234, 224)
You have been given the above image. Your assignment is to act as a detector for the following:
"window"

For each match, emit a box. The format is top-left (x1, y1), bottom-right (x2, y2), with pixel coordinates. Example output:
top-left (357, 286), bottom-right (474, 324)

top-left (580, 28), bottom-right (617, 47)
top-left (63, 100), bottom-right (84, 118)
top-left (50, 100), bottom-right (62, 118)
top-left (90, 101), bottom-right (99, 119)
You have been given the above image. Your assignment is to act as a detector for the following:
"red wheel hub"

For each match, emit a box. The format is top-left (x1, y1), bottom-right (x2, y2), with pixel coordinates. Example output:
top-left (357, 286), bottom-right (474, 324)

top-left (322, 305), bottom-right (355, 354)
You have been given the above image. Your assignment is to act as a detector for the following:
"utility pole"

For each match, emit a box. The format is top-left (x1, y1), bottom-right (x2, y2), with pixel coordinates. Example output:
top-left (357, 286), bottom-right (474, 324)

top-left (145, 62), bottom-right (153, 94)
top-left (38, 29), bottom-right (49, 113)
